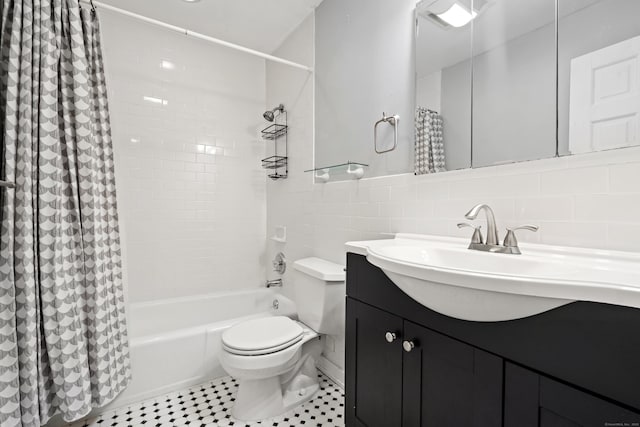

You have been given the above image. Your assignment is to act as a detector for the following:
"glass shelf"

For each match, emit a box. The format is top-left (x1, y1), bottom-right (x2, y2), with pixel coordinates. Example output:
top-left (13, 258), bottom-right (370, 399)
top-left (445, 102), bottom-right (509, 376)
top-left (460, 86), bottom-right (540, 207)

top-left (304, 161), bottom-right (369, 173)
top-left (304, 161), bottom-right (369, 181)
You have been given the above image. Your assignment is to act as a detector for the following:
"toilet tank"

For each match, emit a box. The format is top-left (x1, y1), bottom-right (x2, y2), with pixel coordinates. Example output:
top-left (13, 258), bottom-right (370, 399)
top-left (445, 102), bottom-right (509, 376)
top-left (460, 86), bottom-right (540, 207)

top-left (292, 257), bottom-right (345, 335)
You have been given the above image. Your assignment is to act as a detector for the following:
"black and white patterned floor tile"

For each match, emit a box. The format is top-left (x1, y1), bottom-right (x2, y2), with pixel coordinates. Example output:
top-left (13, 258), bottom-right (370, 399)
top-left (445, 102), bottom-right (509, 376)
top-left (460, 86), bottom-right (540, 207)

top-left (70, 372), bottom-right (344, 427)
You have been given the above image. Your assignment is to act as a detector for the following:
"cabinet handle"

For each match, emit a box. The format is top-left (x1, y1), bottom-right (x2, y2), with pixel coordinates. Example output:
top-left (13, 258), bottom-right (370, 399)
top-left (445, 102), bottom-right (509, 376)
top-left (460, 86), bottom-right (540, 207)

top-left (385, 332), bottom-right (397, 343)
top-left (403, 340), bottom-right (415, 352)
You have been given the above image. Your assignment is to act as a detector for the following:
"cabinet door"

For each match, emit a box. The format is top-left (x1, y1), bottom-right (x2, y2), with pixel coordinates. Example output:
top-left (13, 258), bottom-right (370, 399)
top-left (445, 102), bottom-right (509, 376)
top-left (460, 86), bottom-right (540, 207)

top-left (505, 362), bottom-right (640, 427)
top-left (346, 298), bottom-right (404, 427)
top-left (402, 321), bottom-right (503, 427)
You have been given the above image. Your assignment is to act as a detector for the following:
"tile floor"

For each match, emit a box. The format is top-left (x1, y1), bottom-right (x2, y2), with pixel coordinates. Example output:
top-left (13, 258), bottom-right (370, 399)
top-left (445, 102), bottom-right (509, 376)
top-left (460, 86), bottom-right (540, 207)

top-left (70, 372), bottom-right (344, 427)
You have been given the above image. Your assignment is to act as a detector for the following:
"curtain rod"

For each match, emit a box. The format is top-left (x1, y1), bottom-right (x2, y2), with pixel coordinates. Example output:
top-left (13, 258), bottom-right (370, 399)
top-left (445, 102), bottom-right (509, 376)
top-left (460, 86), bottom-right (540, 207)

top-left (81, 0), bottom-right (314, 73)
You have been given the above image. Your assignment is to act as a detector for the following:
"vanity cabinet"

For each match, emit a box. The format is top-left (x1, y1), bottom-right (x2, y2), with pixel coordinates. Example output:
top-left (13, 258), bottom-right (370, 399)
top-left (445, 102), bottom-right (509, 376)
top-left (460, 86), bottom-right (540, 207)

top-left (345, 253), bottom-right (640, 427)
top-left (402, 321), bottom-right (503, 427)
top-left (347, 299), bottom-right (502, 427)
top-left (504, 363), bottom-right (640, 427)
top-left (346, 299), bottom-right (403, 426)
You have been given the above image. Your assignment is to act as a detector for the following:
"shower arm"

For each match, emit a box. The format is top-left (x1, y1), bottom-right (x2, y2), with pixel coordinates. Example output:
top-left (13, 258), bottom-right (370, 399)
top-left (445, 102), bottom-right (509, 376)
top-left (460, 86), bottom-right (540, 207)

top-left (263, 104), bottom-right (285, 122)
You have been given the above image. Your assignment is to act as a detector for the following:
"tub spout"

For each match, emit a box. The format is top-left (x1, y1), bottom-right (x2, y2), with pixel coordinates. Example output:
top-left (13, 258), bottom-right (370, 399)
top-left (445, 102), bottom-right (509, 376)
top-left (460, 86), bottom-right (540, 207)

top-left (266, 279), bottom-right (283, 288)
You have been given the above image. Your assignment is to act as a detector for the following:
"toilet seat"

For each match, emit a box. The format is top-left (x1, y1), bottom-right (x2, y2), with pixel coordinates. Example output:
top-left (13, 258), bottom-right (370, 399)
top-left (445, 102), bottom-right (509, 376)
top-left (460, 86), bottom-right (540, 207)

top-left (219, 256), bottom-right (345, 421)
top-left (223, 316), bottom-right (304, 356)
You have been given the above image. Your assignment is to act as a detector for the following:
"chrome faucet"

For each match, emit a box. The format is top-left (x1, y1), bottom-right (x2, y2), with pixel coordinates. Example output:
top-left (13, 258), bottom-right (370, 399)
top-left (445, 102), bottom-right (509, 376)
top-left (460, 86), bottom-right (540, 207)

top-left (459, 204), bottom-right (538, 255)
top-left (464, 204), bottom-right (499, 245)
top-left (266, 279), bottom-right (283, 288)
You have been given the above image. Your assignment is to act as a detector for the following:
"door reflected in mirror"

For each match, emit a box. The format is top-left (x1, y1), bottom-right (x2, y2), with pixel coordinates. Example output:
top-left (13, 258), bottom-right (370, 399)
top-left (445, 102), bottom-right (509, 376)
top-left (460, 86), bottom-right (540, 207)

top-left (559, 0), bottom-right (640, 156)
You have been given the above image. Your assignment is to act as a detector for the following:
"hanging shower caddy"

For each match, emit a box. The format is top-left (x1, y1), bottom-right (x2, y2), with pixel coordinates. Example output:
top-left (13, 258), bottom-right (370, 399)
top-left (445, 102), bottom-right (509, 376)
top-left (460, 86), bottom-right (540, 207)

top-left (260, 107), bottom-right (288, 180)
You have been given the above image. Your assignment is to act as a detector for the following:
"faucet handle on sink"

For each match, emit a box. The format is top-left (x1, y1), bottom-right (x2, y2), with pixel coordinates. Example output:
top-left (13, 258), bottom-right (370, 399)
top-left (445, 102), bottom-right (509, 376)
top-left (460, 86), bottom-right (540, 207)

top-left (503, 225), bottom-right (539, 250)
top-left (457, 223), bottom-right (483, 244)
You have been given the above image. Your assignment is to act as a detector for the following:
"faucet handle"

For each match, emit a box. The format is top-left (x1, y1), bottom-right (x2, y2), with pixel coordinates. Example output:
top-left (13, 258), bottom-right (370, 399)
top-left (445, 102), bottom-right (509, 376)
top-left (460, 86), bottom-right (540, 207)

top-left (503, 225), bottom-right (539, 248)
top-left (457, 223), bottom-right (483, 244)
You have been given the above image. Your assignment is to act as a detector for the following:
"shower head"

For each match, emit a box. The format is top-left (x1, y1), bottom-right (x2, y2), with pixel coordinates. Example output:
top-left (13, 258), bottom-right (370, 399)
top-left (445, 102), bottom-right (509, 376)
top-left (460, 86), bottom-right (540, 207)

top-left (263, 110), bottom-right (275, 122)
top-left (263, 104), bottom-right (284, 122)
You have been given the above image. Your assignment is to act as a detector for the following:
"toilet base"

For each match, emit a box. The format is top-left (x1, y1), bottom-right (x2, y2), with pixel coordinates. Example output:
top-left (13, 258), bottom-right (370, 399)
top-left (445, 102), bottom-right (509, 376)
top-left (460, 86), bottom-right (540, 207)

top-left (232, 376), bottom-right (285, 421)
top-left (231, 339), bottom-right (322, 421)
top-left (232, 373), bottom-right (319, 421)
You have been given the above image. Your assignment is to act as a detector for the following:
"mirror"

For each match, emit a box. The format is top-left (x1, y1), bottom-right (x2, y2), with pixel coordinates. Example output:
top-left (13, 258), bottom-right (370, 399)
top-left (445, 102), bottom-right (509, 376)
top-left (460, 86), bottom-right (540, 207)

top-left (558, 0), bottom-right (640, 156)
top-left (416, 0), bottom-right (640, 172)
top-left (415, 0), bottom-right (472, 173)
top-left (415, 0), bottom-right (556, 172)
top-left (471, 0), bottom-right (556, 167)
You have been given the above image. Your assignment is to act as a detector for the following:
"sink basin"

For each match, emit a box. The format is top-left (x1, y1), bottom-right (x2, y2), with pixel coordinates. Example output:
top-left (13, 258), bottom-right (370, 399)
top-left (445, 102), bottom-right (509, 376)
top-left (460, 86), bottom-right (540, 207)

top-left (346, 234), bottom-right (640, 322)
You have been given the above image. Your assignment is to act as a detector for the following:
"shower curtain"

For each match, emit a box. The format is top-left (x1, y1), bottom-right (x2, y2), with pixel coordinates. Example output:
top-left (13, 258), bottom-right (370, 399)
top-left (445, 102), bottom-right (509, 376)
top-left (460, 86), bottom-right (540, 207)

top-left (0, 1), bottom-right (130, 426)
top-left (415, 107), bottom-right (446, 174)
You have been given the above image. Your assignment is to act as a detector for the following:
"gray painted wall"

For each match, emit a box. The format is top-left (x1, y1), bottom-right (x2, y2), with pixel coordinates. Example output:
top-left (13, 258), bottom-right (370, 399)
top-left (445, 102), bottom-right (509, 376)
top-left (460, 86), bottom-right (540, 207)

top-left (315, 0), bottom-right (415, 178)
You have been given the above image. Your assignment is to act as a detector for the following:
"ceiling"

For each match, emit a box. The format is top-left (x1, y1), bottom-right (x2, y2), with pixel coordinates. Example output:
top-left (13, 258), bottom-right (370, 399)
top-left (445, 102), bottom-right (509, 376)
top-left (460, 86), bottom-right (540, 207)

top-left (98, 0), bottom-right (324, 53)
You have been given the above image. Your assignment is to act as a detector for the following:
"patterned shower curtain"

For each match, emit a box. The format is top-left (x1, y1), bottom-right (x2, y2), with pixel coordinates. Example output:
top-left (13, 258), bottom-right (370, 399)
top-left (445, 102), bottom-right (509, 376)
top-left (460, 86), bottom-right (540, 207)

top-left (415, 107), bottom-right (446, 174)
top-left (0, 1), bottom-right (130, 426)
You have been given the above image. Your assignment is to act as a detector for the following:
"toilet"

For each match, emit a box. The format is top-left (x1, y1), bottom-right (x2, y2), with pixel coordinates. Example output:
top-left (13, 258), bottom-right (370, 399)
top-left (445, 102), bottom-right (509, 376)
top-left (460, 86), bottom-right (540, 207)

top-left (219, 257), bottom-right (345, 421)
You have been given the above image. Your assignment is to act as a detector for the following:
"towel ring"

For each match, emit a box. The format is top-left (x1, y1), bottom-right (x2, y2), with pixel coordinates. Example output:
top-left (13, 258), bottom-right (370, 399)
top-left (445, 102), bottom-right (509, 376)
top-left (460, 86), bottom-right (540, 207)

top-left (374, 112), bottom-right (399, 154)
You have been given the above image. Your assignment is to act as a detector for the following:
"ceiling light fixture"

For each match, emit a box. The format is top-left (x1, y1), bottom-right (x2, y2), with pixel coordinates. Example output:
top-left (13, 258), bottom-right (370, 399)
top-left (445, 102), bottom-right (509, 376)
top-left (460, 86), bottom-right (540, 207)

top-left (436, 3), bottom-right (477, 28)
top-left (417, 0), bottom-right (487, 29)
top-left (181, 0), bottom-right (201, 3)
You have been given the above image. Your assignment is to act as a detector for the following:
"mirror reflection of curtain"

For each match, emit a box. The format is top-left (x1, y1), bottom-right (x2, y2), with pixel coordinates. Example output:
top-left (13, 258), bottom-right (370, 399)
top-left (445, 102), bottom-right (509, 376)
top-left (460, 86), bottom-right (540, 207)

top-left (415, 107), bottom-right (446, 174)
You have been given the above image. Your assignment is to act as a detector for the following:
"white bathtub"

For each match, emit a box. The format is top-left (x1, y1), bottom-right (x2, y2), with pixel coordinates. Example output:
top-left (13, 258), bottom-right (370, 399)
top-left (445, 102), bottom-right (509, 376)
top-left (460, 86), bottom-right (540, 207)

top-left (107, 288), bottom-right (296, 410)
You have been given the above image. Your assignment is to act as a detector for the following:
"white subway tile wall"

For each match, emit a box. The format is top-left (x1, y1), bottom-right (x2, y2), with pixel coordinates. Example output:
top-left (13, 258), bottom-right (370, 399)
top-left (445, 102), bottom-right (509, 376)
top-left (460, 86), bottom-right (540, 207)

top-left (270, 150), bottom-right (640, 265)
top-left (100, 11), bottom-right (267, 303)
top-left (266, 15), bottom-right (640, 375)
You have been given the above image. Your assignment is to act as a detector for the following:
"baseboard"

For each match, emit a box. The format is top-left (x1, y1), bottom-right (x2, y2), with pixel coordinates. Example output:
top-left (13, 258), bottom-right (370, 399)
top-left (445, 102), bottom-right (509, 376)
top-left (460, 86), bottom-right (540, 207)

top-left (317, 355), bottom-right (345, 389)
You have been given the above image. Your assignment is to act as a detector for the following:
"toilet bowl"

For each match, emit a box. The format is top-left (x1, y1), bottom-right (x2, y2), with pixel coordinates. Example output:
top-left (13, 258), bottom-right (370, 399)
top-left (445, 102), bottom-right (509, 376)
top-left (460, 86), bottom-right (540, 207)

top-left (220, 316), bottom-right (322, 420)
top-left (219, 257), bottom-right (345, 421)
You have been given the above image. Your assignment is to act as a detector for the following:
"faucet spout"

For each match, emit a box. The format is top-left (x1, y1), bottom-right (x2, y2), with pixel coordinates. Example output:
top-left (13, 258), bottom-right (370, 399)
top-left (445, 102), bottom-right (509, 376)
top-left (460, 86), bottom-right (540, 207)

top-left (266, 279), bottom-right (283, 288)
top-left (464, 204), bottom-right (499, 246)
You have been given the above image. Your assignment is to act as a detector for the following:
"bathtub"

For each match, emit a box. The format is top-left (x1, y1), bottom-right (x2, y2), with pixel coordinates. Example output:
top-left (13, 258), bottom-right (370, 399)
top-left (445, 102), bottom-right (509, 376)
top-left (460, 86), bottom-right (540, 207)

top-left (106, 288), bottom-right (296, 410)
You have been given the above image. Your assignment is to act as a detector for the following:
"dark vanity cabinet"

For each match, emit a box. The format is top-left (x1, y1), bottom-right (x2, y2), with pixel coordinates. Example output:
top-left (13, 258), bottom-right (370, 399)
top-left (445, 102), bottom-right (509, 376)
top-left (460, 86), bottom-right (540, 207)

top-left (347, 300), bottom-right (501, 427)
top-left (346, 300), bottom-right (403, 426)
top-left (345, 253), bottom-right (640, 427)
top-left (504, 363), bottom-right (640, 427)
top-left (402, 319), bottom-right (503, 427)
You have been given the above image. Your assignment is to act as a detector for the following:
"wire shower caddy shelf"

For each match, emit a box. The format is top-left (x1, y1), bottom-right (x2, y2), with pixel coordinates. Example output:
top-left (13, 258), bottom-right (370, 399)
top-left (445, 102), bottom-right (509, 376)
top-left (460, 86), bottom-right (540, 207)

top-left (260, 110), bottom-right (288, 180)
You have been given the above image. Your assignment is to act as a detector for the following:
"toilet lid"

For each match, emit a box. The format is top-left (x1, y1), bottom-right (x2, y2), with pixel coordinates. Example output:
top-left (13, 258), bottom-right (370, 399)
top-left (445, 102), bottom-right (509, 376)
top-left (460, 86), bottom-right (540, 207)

top-left (222, 316), bottom-right (304, 354)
